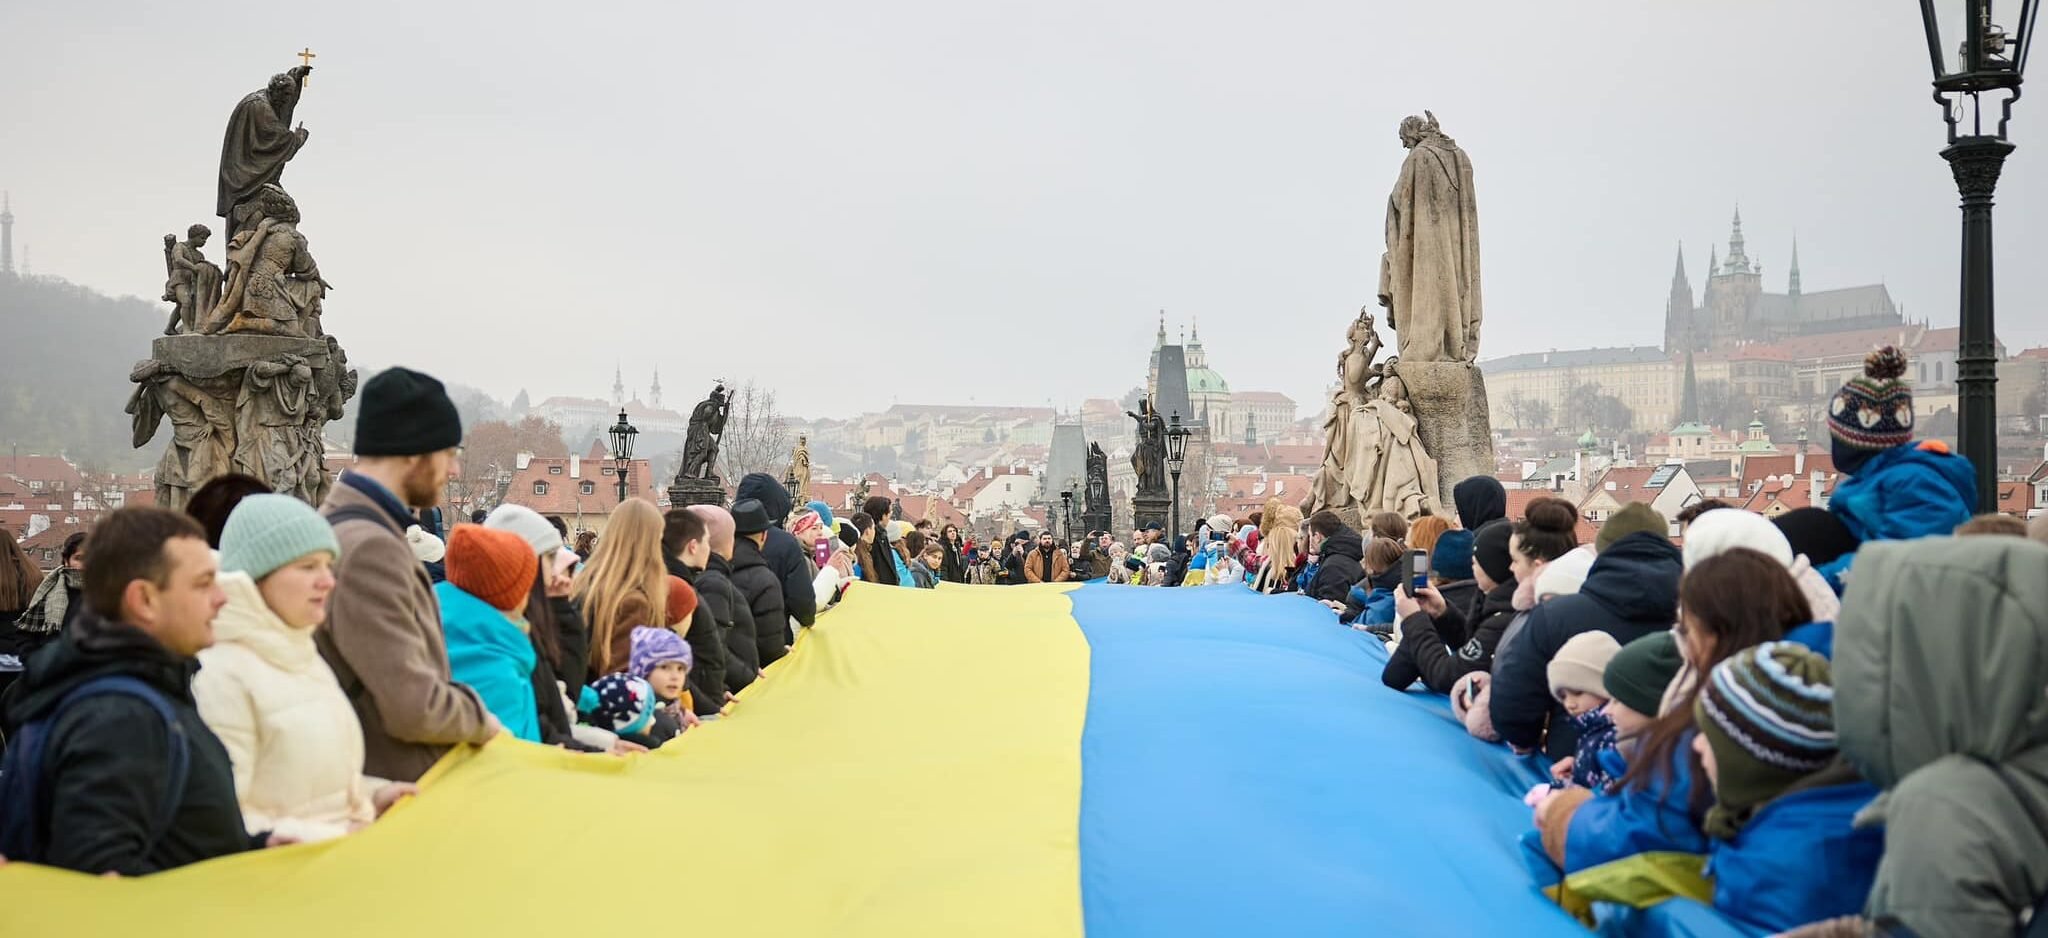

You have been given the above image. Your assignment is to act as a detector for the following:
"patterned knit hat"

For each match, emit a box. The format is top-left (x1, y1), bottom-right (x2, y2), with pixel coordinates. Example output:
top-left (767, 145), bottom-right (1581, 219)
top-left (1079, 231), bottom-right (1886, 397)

top-left (1828, 346), bottom-right (1914, 463)
top-left (445, 526), bottom-right (538, 612)
top-left (1693, 641), bottom-right (1836, 838)
top-left (578, 673), bottom-right (656, 736)
top-left (628, 625), bottom-right (692, 679)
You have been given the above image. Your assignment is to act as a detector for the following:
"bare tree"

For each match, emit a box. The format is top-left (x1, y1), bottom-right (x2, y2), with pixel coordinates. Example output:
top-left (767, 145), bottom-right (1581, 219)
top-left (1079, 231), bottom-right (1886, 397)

top-left (457, 415), bottom-right (568, 514)
top-left (716, 380), bottom-right (791, 483)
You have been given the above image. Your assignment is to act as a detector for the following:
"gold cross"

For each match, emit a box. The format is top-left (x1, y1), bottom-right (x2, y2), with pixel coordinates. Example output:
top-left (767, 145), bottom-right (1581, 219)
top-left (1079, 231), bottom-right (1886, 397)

top-left (298, 47), bottom-right (317, 68)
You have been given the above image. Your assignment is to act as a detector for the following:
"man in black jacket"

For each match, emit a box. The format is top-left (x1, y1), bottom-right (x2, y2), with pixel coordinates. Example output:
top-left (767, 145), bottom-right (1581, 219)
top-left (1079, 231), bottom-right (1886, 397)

top-left (687, 505), bottom-right (758, 695)
top-left (1304, 511), bottom-right (1364, 603)
top-left (661, 509), bottom-right (728, 716)
top-left (728, 499), bottom-right (789, 671)
top-left (1489, 529), bottom-right (1682, 759)
top-left (736, 473), bottom-right (816, 636)
top-left (0, 508), bottom-right (262, 875)
top-left (1384, 519), bottom-right (1517, 694)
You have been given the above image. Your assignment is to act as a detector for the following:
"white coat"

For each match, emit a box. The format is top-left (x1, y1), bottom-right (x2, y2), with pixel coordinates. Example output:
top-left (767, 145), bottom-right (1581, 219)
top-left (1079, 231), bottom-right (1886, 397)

top-left (194, 572), bottom-right (378, 842)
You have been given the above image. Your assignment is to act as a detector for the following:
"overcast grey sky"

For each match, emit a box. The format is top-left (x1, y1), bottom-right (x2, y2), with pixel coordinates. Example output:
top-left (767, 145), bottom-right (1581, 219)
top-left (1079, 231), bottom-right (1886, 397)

top-left (2, 1), bottom-right (2041, 418)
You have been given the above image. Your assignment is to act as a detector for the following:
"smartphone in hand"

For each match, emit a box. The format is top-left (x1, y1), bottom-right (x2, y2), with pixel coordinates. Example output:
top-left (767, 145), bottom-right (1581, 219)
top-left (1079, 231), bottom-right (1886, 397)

top-left (1405, 549), bottom-right (1430, 596)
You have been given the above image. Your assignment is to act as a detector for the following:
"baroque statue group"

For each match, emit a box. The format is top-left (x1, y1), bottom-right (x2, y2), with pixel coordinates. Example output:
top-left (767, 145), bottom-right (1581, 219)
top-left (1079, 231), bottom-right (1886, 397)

top-left (1307, 111), bottom-right (1494, 525)
top-left (130, 56), bottom-right (358, 510)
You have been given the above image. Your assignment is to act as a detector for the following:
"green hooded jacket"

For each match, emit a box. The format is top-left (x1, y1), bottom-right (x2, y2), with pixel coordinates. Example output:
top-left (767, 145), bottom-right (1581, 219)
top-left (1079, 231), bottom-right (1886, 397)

top-left (1835, 536), bottom-right (2048, 938)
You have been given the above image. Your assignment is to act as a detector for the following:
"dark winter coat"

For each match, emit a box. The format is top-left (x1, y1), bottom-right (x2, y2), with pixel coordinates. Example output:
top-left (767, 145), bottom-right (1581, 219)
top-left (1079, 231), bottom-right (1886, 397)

top-left (1382, 576), bottom-right (1512, 694)
top-left (729, 537), bottom-right (788, 670)
top-left (664, 557), bottom-right (728, 715)
top-left (1, 612), bottom-right (257, 875)
top-left (1306, 528), bottom-right (1365, 603)
top-left (941, 541), bottom-right (967, 583)
top-left (1492, 531), bottom-right (1682, 759)
top-left (691, 557), bottom-right (757, 694)
top-left (546, 595), bottom-right (590, 692)
top-left (735, 473), bottom-right (819, 632)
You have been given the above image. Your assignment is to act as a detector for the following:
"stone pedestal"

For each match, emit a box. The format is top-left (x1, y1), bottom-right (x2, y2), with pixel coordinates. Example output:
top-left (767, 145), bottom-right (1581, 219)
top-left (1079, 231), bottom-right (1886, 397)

top-left (1391, 360), bottom-right (1496, 506)
top-left (1131, 493), bottom-right (1169, 533)
top-left (668, 476), bottom-right (727, 510)
top-left (131, 333), bottom-right (354, 511)
top-left (1082, 506), bottom-right (1113, 539)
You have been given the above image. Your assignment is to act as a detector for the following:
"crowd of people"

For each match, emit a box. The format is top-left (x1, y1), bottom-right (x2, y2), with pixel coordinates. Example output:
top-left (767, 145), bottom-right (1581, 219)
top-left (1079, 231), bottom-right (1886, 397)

top-left (0, 348), bottom-right (2043, 937)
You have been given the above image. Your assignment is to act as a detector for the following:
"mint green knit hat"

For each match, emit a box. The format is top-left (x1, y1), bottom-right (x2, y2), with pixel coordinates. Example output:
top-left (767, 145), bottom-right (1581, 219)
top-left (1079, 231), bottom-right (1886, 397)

top-left (219, 494), bottom-right (341, 580)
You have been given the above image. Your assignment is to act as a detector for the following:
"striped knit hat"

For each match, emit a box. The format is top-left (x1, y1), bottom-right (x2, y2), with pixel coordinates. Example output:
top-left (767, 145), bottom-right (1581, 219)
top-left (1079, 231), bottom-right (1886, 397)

top-left (1693, 641), bottom-right (1836, 838)
top-left (1828, 346), bottom-right (1914, 465)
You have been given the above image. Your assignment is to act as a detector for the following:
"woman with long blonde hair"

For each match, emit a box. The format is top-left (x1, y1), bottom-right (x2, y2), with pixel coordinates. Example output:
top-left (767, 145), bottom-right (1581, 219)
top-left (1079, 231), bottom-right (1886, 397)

top-left (570, 499), bottom-right (671, 683)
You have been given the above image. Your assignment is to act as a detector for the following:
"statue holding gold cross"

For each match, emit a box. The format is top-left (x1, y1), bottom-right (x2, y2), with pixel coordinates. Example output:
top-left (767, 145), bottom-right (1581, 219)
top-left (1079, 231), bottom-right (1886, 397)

top-left (217, 62), bottom-right (312, 236)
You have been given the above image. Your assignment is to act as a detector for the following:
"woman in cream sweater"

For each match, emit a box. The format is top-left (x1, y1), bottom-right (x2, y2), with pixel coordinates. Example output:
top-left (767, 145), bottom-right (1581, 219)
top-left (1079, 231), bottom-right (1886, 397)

top-left (194, 494), bottom-right (413, 842)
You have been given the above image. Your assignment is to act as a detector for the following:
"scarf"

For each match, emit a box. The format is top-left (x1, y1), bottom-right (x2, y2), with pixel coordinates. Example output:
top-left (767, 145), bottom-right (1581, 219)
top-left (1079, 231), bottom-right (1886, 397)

top-left (17, 567), bottom-right (80, 634)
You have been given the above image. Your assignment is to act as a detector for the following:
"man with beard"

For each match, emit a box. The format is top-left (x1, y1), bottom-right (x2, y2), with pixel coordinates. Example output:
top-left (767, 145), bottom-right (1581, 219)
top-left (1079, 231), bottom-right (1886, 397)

top-left (1023, 531), bottom-right (1072, 584)
top-left (317, 367), bottom-right (498, 782)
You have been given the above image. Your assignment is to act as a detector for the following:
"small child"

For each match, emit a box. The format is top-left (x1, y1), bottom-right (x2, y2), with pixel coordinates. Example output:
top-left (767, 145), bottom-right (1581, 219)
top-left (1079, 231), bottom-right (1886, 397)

top-left (629, 626), bottom-right (695, 745)
top-left (1545, 631), bottom-right (1622, 790)
top-left (579, 673), bottom-right (659, 750)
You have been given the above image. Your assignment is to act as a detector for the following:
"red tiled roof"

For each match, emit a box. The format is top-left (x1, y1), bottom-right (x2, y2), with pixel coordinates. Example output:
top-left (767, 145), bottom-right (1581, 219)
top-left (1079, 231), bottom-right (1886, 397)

top-left (1997, 481), bottom-right (2029, 515)
top-left (1585, 467), bottom-right (1661, 505)
top-left (1739, 453), bottom-right (1835, 491)
top-left (0, 455), bottom-right (85, 490)
top-left (1741, 475), bottom-right (1833, 514)
top-left (898, 494), bottom-right (969, 531)
top-left (501, 455), bottom-right (662, 520)
top-left (1756, 325), bottom-right (1924, 362)
top-left (2015, 347), bottom-right (2048, 361)
top-left (1917, 327), bottom-right (1960, 354)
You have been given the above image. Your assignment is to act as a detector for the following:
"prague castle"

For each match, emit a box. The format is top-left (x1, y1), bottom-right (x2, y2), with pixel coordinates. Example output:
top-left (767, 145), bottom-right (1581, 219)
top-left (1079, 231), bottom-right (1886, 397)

top-left (1664, 209), bottom-right (1902, 353)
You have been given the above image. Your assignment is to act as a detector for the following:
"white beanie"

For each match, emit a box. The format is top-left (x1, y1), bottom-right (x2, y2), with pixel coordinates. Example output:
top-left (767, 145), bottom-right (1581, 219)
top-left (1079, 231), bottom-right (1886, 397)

top-left (1534, 545), bottom-right (1596, 601)
top-left (1208, 514), bottom-right (1234, 534)
top-left (485, 504), bottom-right (564, 556)
top-left (405, 525), bottom-right (446, 564)
top-left (1548, 630), bottom-right (1622, 701)
top-left (1681, 508), bottom-right (1793, 570)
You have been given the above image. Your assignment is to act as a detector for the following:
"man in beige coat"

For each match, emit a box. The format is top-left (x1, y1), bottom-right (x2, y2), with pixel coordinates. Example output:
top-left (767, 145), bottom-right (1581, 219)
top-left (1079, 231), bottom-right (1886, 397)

top-left (317, 367), bottom-right (497, 782)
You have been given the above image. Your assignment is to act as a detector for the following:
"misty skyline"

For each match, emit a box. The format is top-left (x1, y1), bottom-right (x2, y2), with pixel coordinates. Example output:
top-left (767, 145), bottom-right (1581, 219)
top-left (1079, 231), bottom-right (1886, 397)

top-left (2, 2), bottom-right (2041, 420)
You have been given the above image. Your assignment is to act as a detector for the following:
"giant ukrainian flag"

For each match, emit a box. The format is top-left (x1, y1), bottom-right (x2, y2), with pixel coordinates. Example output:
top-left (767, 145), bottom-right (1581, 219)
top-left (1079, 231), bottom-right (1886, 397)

top-left (0, 583), bottom-right (1586, 936)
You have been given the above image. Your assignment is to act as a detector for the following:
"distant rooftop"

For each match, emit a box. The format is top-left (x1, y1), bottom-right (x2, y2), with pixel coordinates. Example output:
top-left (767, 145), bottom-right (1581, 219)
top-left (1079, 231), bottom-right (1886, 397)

top-left (1480, 346), bottom-right (1668, 373)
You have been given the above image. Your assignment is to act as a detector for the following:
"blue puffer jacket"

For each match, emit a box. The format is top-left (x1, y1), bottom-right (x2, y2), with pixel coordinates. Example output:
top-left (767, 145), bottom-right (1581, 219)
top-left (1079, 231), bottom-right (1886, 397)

top-left (435, 581), bottom-right (541, 743)
top-left (1704, 780), bottom-right (1884, 936)
top-left (1828, 442), bottom-right (1974, 559)
top-left (1592, 780), bottom-right (1884, 937)
top-left (1564, 732), bottom-right (1709, 874)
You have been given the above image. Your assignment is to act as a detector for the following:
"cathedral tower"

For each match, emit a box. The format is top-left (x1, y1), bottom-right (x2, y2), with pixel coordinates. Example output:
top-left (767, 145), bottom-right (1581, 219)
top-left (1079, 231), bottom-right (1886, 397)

top-left (1663, 242), bottom-right (1693, 353)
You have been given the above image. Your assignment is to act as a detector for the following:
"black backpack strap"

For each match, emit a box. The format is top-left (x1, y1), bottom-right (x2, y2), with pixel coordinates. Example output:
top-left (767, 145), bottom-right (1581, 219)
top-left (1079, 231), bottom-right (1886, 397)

top-left (7, 676), bottom-right (191, 861)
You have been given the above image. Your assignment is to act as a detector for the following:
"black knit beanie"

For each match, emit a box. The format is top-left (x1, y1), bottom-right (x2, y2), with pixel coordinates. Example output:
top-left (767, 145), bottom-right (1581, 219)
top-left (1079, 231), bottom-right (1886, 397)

top-left (1472, 518), bottom-right (1513, 585)
top-left (1772, 507), bottom-right (1860, 567)
top-left (354, 367), bottom-right (463, 457)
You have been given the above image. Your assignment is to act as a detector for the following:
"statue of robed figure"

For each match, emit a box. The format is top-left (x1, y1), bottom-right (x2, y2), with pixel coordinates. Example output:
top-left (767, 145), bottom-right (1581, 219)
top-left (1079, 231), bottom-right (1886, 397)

top-left (1126, 400), bottom-right (1167, 497)
top-left (1378, 111), bottom-right (1482, 364)
top-left (678, 383), bottom-right (731, 483)
top-left (218, 66), bottom-right (311, 235)
top-left (1309, 309), bottom-right (1444, 520)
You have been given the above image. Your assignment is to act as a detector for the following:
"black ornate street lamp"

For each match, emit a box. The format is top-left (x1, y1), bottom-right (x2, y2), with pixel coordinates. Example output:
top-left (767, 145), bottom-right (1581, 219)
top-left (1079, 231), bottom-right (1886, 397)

top-left (1164, 411), bottom-right (1191, 548)
top-left (1918, 0), bottom-right (2038, 511)
top-left (607, 409), bottom-right (638, 505)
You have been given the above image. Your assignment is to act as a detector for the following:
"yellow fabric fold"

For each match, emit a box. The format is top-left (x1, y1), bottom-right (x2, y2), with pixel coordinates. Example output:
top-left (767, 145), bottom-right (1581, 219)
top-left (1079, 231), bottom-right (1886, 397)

top-left (0, 581), bottom-right (1090, 938)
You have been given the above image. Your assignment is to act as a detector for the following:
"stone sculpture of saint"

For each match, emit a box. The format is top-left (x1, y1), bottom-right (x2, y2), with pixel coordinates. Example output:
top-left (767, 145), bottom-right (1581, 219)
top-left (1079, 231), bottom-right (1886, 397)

top-left (161, 224), bottom-right (223, 335)
top-left (1126, 400), bottom-right (1167, 496)
top-left (679, 384), bottom-right (730, 482)
top-left (1378, 111), bottom-right (1482, 363)
top-left (789, 436), bottom-right (812, 504)
top-left (209, 185), bottom-right (330, 337)
top-left (219, 67), bottom-right (311, 234)
top-left (1311, 310), bottom-right (1444, 519)
top-left (128, 359), bottom-right (235, 511)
